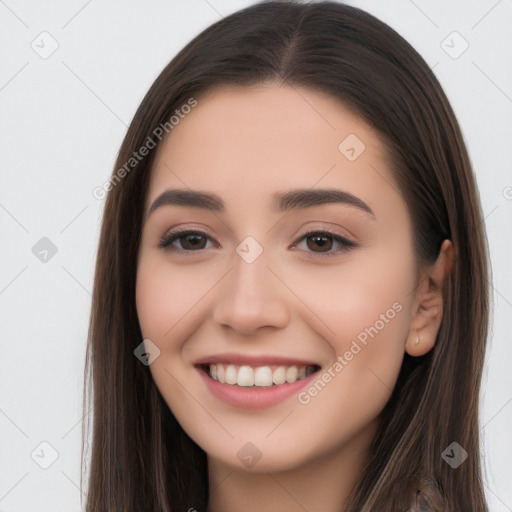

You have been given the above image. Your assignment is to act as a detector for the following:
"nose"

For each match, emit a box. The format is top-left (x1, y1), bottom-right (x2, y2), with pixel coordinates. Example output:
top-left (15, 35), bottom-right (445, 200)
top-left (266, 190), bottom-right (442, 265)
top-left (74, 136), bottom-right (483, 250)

top-left (212, 251), bottom-right (290, 336)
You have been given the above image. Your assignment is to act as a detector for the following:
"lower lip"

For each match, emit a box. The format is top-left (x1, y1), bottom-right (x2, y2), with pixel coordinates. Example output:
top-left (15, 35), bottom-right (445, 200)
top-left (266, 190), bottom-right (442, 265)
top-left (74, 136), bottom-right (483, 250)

top-left (196, 367), bottom-right (319, 409)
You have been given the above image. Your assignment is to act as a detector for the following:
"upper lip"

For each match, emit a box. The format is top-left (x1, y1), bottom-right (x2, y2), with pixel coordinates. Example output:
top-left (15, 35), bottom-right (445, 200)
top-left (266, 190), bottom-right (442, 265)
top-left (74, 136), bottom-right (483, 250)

top-left (194, 352), bottom-right (320, 367)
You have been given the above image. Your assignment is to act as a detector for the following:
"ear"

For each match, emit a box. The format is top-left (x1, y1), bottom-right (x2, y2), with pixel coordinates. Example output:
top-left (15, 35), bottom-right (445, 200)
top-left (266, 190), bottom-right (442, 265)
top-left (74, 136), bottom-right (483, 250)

top-left (405, 239), bottom-right (454, 357)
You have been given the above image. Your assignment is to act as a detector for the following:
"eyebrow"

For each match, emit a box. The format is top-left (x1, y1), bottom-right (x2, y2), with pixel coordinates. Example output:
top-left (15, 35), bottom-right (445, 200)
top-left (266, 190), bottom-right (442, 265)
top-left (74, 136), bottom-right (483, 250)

top-left (145, 187), bottom-right (376, 221)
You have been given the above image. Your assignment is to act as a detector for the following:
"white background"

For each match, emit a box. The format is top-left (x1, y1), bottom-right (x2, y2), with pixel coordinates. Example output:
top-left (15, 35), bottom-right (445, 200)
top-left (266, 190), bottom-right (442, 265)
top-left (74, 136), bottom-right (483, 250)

top-left (0, 0), bottom-right (511, 510)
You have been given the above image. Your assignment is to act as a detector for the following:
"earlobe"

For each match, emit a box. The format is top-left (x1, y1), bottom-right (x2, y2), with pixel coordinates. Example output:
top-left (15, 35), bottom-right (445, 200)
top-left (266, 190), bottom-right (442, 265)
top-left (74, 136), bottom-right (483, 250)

top-left (405, 240), bottom-right (454, 357)
top-left (405, 304), bottom-right (440, 356)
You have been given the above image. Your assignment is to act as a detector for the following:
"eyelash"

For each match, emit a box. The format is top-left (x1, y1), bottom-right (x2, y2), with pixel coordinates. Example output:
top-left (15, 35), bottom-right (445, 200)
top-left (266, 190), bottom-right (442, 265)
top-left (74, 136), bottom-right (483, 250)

top-left (158, 229), bottom-right (358, 257)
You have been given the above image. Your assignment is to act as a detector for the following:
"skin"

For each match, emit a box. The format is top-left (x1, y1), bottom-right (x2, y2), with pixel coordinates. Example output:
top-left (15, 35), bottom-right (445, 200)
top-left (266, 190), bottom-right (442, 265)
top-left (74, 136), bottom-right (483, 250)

top-left (135, 83), bottom-right (453, 512)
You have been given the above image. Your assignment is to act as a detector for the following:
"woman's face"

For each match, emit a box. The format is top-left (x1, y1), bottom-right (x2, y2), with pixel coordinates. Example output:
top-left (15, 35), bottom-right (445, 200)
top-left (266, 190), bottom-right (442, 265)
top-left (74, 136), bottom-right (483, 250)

top-left (136, 84), bottom-right (420, 473)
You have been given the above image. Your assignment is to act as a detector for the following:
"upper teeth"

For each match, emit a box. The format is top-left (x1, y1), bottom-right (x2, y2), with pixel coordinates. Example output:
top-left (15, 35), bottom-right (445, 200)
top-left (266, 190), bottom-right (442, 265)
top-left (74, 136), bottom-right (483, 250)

top-left (209, 364), bottom-right (316, 387)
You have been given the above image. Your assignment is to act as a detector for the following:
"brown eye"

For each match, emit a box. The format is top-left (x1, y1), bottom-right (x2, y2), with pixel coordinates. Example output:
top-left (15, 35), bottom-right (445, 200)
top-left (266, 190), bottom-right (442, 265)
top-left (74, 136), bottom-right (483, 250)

top-left (294, 231), bottom-right (357, 256)
top-left (159, 230), bottom-right (213, 251)
top-left (306, 233), bottom-right (333, 252)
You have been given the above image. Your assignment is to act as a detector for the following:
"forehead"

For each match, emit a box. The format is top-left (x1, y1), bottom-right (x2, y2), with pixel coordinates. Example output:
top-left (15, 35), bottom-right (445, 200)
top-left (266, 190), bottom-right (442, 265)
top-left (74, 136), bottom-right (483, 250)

top-left (147, 84), bottom-right (400, 216)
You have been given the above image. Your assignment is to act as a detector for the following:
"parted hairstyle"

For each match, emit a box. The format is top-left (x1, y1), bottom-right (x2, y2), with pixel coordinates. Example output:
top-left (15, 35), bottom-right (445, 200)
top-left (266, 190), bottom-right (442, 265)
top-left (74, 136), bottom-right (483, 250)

top-left (82, 1), bottom-right (491, 510)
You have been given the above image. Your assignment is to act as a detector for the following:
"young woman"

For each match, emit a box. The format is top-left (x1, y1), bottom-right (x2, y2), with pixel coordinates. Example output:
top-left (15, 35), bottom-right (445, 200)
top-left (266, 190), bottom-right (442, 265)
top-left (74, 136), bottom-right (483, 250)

top-left (82, 2), bottom-right (490, 510)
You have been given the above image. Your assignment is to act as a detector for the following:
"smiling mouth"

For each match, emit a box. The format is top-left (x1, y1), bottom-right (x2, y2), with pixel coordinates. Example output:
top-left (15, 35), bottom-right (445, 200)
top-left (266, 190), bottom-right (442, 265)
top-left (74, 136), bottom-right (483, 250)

top-left (198, 363), bottom-right (320, 388)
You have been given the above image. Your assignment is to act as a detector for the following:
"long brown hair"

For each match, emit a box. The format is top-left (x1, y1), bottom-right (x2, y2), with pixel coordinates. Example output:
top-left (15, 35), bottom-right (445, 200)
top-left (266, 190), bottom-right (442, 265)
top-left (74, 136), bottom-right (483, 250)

top-left (82, 2), bottom-right (491, 510)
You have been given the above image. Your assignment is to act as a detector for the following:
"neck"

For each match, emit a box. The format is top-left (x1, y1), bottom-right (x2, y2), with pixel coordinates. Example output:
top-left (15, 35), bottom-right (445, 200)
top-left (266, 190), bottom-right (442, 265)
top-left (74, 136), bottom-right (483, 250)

top-left (206, 418), bottom-right (379, 512)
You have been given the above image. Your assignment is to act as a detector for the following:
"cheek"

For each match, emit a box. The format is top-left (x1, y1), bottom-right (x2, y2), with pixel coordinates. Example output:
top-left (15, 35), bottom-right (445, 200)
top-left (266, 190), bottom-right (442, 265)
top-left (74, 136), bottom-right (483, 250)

top-left (135, 256), bottom-right (215, 343)
top-left (280, 244), bottom-right (414, 350)
top-left (280, 248), bottom-right (415, 415)
top-left (136, 263), bottom-right (173, 342)
top-left (135, 257), bottom-right (218, 433)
